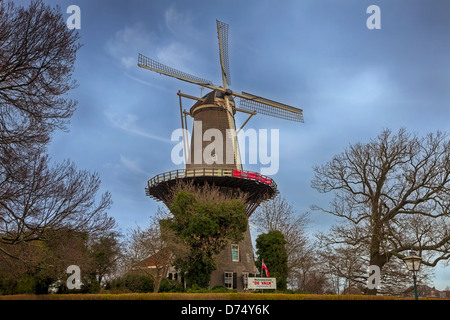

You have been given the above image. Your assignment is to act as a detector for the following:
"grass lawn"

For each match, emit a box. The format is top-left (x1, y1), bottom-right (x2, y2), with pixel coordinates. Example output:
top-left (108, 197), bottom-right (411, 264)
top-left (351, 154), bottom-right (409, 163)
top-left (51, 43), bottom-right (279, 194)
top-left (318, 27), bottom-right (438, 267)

top-left (0, 292), bottom-right (433, 300)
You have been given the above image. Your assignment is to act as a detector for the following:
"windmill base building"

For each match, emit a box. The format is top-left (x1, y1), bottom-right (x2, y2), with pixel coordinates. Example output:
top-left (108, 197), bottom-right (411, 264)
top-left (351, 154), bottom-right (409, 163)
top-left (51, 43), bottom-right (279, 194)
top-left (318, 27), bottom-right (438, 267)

top-left (146, 90), bottom-right (278, 291)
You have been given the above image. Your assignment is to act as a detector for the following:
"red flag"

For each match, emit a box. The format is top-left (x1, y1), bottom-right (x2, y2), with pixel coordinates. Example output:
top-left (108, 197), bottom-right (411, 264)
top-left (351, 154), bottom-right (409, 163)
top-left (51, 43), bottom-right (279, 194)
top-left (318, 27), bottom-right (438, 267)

top-left (262, 260), bottom-right (270, 277)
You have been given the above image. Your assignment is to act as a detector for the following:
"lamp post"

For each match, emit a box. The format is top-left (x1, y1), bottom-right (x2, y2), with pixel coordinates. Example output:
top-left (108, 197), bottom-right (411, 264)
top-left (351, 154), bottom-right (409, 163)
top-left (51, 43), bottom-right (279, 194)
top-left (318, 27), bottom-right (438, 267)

top-left (402, 250), bottom-right (422, 300)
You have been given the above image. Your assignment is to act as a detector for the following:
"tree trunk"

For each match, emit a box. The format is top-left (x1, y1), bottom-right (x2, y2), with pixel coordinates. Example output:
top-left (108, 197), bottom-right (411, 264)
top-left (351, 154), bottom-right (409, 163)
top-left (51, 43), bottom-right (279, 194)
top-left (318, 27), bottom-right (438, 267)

top-left (154, 268), bottom-right (163, 293)
top-left (365, 203), bottom-right (385, 295)
top-left (365, 251), bottom-right (387, 295)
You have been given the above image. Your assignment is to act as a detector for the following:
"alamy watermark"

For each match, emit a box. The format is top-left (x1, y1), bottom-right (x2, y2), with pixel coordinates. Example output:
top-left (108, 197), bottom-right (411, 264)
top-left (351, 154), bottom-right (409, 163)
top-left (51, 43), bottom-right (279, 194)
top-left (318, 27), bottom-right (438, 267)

top-left (171, 121), bottom-right (280, 175)
top-left (66, 5), bottom-right (81, 30)
top-left (367, 265), bottom-right (381, 290)
top-left (367, 5), bottom-right (381, 30)
top-left (66, 265), bottom-right (82, 290)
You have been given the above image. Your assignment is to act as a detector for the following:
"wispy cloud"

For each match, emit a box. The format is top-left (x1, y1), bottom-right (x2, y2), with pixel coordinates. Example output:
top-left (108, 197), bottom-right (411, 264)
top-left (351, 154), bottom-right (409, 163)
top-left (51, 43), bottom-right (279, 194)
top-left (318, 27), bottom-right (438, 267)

top-left (160, 5), bottom-right (206, 74)
top-left (124, 72), bottom-right (169, 91)
top-left (105, 17), bottom-right (198, 84)
top-left (120, 154), bottom-right (150, 176)
top-left (105, 23), bottom-right (154, 70)
top-left (314, 66), bottom-right (393, 105)
top-left (105, 112), bottom-right (171, 143)
top-left (164, 5), bottom-right (196, 38)
top-left (156, 42), bottom-right (194, 70)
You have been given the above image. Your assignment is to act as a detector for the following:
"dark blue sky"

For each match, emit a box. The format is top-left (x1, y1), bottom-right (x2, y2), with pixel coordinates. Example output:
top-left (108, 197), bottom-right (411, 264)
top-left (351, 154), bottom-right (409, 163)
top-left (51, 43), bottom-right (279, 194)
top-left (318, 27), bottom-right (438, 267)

top-left (14, 0), bottom-right (450, 289)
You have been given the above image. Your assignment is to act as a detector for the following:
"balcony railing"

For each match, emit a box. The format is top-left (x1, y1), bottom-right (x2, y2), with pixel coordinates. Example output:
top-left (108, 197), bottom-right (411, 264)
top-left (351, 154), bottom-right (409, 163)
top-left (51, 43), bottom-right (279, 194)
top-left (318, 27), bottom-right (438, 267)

top-left (147, 168), bottom-right (277, 189)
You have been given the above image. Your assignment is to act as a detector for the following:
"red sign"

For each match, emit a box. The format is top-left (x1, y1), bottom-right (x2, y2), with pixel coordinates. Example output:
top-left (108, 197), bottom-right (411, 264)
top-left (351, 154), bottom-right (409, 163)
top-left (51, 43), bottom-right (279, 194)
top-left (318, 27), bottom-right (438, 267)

top-left (257, 174), bottom-right (272, 185)
top-left (232, 170), bottom-right (272, 185)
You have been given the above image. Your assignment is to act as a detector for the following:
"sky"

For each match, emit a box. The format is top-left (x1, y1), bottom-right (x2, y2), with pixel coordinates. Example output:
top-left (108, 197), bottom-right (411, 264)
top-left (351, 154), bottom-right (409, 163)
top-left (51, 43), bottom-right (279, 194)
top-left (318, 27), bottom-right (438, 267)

top-left (14, 0), bottom-right (450, 289)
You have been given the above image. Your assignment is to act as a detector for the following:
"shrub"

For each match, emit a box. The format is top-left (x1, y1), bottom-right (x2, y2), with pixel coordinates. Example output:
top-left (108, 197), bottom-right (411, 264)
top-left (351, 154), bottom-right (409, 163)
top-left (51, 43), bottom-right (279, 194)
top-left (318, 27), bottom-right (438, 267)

top-left (106, 274), bottom-right (154, 293)
top-left (210, 285), bottom-right (234, 293)
top-left (159, 279), bottom-right (184, 293)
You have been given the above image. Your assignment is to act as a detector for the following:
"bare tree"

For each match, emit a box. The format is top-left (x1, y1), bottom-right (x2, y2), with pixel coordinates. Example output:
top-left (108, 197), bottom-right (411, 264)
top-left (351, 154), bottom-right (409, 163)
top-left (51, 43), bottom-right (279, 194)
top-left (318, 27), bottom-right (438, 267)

top-left (0, 0), bottom-right (80, 148)
top-left (88, 231), bottom-right (123, 286)
top-left (0, 151), bottom-right (115, 259)
top-left (123, 209), bottom-right (188, 292)
top-left (0, 0), bottom-right (116, 265)
top-left (312, 128), bottom-right (450, 294)
top-left (315, 220), bottom-right (433, 296)
top-left (250, 195), bottom-right (311, 288)
top-left (316, 237), bottom-right (367, 293)
top-left (0, 0), bottom-right (81, 220)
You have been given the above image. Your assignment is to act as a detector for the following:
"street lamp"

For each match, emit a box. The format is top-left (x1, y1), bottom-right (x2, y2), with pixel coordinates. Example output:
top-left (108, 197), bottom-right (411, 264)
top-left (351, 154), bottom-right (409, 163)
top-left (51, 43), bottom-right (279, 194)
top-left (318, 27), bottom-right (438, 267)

top-left (403, 250), bottom-right (422, 300)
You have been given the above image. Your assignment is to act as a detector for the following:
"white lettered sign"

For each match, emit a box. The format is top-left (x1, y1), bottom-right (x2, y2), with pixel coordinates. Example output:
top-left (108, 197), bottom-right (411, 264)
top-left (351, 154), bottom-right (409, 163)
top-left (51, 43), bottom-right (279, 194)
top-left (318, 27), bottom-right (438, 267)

top-left (248, 277), bottom-right (276, 289)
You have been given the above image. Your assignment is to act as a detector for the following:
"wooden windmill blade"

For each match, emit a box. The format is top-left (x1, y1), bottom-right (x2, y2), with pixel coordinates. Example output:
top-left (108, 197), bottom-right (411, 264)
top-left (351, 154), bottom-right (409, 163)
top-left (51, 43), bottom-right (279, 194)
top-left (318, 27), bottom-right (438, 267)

top-left (236, 91), bottom-right (304, 123)
top-left (137, 53), bottom-right (221, 91)
top-left (216, 20), bottom-right (231, 88)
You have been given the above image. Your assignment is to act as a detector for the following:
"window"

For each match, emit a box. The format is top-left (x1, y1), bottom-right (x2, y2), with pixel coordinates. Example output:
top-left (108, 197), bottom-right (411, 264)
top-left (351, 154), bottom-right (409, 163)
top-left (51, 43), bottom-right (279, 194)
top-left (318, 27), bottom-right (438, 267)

top-left (242, 273), bottom-right (248, 289)
top-left (224, 272), bottom-right (233, 289)
top-left (243, 273), bottom-right (256, 288)
top-left (231, 244), bottom-right (239, 262)
top-left (243, 273), bottom-right (256, 290)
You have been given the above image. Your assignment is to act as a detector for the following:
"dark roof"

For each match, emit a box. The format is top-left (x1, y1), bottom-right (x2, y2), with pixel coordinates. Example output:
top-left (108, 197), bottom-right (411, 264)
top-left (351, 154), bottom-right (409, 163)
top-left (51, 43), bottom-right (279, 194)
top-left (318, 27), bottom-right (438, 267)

top-left (137, 248), bottom-right (171, 268)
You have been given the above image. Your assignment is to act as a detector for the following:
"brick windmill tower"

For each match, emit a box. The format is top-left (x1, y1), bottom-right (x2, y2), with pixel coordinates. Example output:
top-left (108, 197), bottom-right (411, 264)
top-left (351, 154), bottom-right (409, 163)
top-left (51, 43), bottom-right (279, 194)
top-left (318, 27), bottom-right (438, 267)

top-left (138, 20), bottom-right (303, 291)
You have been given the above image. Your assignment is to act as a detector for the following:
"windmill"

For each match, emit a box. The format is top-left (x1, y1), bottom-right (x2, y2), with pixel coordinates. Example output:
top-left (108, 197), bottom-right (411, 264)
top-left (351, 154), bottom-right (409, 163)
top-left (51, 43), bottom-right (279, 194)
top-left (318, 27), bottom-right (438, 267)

top-left (138, 20), bottom-right (303, 291)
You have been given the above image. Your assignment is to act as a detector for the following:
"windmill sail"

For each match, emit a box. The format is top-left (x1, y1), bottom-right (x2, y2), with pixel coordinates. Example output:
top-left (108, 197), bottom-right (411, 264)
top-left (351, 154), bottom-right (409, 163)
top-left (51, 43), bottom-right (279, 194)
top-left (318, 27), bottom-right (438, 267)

top-left (217, 20), bottom-right (231, 87)
top-left (138, 53), bottom-right (214, 87)
top-left (238, 93), bottom-right (304, 122)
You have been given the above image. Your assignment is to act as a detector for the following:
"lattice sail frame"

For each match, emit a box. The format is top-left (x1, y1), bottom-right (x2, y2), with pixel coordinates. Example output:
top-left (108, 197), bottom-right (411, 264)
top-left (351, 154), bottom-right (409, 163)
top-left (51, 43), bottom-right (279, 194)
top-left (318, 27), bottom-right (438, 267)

top-left (217, 20), bottom-right (231, 87)
top-left (239, 98), bottom-right (304, 123)
top-left (138, 53), bottom-right (213, 86)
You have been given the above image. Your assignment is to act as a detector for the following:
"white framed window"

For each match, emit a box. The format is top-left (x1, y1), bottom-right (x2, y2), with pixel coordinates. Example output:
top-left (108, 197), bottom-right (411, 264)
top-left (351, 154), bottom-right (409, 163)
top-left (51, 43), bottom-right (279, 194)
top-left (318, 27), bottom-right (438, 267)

top-left (231, 244), bottom-right (239, 262)
top-left (224, 272), bottom-right (233, 289)
top-left (242, 272), bottom-right (249, 289)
